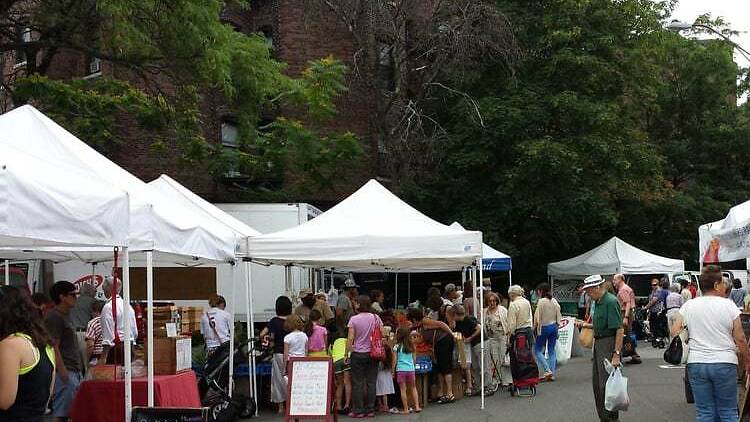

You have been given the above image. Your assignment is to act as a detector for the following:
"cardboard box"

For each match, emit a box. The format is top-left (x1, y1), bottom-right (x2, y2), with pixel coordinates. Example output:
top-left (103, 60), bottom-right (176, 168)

top-left (146, 336), bottom-right (192, 375)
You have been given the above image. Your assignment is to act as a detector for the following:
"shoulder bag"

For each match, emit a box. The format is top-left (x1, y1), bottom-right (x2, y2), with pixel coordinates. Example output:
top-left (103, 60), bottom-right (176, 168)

top-left (369, 314), bottom-right (386, 361)
top-left (663, 327), bottom-right (689, 365)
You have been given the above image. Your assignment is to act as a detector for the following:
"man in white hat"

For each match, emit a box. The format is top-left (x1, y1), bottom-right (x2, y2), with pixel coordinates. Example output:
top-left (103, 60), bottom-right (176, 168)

top-left (576, 275), bottom-right (624, 422)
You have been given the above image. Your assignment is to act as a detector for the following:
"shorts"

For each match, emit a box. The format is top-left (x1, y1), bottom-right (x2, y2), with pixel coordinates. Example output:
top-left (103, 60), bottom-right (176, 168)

top-left (396, 371), bottom-right (415, 385)
top-left (334, 359), bottom-right (351, 374)
top-left (464, 343), bottom-right (472, 365)
top-left (52, 370), bottom-right (81, 417)
top-left (433, 335), bottom-right (455, 375)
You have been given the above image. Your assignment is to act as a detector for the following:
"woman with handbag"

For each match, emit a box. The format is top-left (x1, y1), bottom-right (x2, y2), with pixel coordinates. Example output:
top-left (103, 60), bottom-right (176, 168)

top-left (346, 295), bottom-right (383, 418)
top-left (670, 265), bottom-right (750, 422)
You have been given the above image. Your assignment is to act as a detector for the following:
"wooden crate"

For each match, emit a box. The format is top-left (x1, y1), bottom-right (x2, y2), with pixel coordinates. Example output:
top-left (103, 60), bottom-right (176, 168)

top-left (145, 336), bottom-right (192, 375)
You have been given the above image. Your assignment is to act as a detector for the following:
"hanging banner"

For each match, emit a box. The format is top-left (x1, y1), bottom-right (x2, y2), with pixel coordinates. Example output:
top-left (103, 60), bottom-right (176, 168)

top-left (699, 219), bottom-right (750, 263)
top-left (555, 317), bottom-right (576, 365)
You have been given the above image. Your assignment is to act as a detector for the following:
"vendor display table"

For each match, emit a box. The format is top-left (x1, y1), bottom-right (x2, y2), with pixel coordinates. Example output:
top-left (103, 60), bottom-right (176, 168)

top-left (70, 371), bottom-right (201, 422)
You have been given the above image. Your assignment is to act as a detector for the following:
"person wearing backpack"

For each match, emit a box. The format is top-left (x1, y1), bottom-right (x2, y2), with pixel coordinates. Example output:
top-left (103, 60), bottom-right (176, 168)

top-left (346, 295), bottom-right (383, 418)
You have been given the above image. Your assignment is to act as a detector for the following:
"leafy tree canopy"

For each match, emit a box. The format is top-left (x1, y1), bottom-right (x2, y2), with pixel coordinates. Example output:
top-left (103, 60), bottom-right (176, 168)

top-left (1, 0), bottom-right (360, 195)
top-left (404, 0), bottom-right (750, 280)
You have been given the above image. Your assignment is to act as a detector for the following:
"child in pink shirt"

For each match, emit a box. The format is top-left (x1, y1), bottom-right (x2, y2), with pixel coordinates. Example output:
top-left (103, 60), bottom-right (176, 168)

top-left (307, 310), bottom-right (328, 357)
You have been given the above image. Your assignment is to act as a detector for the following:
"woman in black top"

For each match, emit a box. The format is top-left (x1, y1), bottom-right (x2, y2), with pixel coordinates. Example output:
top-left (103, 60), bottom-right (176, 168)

top-left (0, 286), bottom-right (56, 422)
top-left (259, 296), bottom-right (292, 414)
top-left (407, 307), bottom-right (456, 404)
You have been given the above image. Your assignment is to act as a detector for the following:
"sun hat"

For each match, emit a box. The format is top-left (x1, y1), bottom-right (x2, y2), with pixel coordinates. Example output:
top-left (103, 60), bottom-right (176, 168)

top-left (582, 274), bottom-right (605, 289)
top-left (343, 279), bottom-right (360, 289)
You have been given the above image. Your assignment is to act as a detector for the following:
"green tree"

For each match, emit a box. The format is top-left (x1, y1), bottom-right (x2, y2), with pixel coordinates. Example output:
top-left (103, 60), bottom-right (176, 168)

top-left (1, 0), bottom-right (360, 195)
top-left (405, 0), bottom-right (750, 280)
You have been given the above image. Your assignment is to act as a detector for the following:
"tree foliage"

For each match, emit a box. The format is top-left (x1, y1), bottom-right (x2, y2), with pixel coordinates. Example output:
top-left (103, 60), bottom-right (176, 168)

top-left (404, 0), bottom-right (750, 280)
top-left (1, 0), bottom-right (360, 195)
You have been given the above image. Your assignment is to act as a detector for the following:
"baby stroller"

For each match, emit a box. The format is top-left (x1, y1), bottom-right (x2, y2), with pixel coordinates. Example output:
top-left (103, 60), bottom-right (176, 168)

top-left (198, 340), bottom-right (258, 422)
top-left (632, 307), bottom-right (649, 341)
top-left (508, 328), bottom-right (539, 397)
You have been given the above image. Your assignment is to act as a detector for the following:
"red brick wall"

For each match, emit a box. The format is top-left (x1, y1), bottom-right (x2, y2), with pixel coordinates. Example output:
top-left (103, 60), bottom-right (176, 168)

top-left (2, 1), bottom-right (380, 204)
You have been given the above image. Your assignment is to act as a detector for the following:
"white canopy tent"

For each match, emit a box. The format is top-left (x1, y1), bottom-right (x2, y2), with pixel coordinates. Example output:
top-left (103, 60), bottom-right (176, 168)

top-left (247, 179), bottom-right (491, 408)
top-left (547, 236), bottom-right (685, 278)
top-left (0, 105), bottom-right (238, 262)
top-left (247, 179), bottom-right (482, 270)
top-left (148, 174), bottom-right (262, 409)
top-left (0, 148), bottom-right (130, 249)
top-left (698, 199), bottom-right (750, 263)
top-left (0, 105), bottom-right (239, 418)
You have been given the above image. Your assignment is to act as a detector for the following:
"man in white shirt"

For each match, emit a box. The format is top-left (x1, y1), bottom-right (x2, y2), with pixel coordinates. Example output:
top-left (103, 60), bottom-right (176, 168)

top-left (99, 276), bottom-right (138, 365)
top-left (200, 294), bottom-right (232, 353)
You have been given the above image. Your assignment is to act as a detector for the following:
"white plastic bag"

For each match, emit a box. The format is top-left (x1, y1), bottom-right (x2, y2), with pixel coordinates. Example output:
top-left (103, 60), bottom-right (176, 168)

top-left (604, 359), bottom-right (630, 412)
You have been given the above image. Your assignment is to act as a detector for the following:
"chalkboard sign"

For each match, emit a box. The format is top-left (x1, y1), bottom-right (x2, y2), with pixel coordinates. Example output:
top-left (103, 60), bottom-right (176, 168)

top-left (131, 407), bottom-right (208, 422)
top-left (285, 357), bottom-right (336, 422)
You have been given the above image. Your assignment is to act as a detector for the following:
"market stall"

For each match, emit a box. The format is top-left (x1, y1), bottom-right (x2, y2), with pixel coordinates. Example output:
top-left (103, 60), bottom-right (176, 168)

top-left (547, 236), bottom-right (685, 302)
top-left (0, 105), bottom-right (240, 420)
top-left (70, 371), bottom-right (201, 422)
top-left (148, 174), bottom-right (263, 410)
top-left (246, 179), bottom-right (490, 408)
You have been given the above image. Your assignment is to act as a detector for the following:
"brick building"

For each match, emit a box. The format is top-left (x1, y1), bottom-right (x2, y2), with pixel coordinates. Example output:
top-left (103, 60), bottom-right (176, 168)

top-left (1, 1), bottom-right (382, 205)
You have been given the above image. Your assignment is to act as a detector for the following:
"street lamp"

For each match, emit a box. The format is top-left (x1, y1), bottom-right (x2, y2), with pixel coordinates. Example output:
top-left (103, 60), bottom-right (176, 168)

top-left (666, 20), bottom-right (750, 63)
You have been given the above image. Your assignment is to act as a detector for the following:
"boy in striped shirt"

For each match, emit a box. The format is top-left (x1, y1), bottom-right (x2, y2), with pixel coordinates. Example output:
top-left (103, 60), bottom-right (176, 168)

top-left (85, 301), bottom-right (104, 365)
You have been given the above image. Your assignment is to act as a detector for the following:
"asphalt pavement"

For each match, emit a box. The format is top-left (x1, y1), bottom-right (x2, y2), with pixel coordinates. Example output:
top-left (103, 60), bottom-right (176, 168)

top-left (255, 344), bottom-right (696, 421)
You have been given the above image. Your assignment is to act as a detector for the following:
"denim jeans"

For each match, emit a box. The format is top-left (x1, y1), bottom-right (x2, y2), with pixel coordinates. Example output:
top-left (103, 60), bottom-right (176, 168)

top-left (534, 323), bottom-right (558, 374)
top-left (687, 363), bottom-right (739, 422)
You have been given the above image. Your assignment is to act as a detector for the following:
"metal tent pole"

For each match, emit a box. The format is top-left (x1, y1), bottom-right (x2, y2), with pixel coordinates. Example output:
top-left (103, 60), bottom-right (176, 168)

top-left (146, 251), bottom-right (154, 406)
top-left (479, 262), bottom-right (485, 410)
top-left (122, 247), bottom-right (132, 421)
top-left (407, 273), bottom-right (411, 305)
top-left (245, 260), bottom-right (258, 415)
top-left (394, 273), bottom-right (399, 309)
top-left (4, 259), bottom-right (8, 286)
top-left (228, 263), bottom-right (236, 397)
top-left (472, 266), bottom-right (478, 319)
top-left (508, 269), bottom-right (513, 289)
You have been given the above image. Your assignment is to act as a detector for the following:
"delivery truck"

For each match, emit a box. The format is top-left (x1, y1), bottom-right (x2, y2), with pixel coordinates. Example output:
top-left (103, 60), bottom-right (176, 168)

top-left (49, 203), bottom-right (322, 323)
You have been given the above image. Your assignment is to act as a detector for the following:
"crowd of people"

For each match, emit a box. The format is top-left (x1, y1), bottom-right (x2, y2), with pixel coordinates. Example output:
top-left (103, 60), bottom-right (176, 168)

top-left (256, 277), bottom-right (566, 418)
top-left (4, 265), bottom-right (750, 422)
top-left (0, 276), bottom-right (138, 422)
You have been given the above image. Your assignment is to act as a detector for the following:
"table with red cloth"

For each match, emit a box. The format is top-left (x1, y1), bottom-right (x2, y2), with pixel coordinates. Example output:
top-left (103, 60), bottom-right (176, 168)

top-left (70, 371), bottom-right (201, 422)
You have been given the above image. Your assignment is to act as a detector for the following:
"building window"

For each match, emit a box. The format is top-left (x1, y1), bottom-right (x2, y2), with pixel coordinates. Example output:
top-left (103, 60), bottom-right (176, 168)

top-left (14, 25), bottom-right (31, 65)
top-left (221, 120), bottom-right (239, 148)
top-left (375, 42), bottom-right (395, 90)
top-left (259, 26), bottom-right (274, 51)
top-left (88, 56), bottom-right (101, 75)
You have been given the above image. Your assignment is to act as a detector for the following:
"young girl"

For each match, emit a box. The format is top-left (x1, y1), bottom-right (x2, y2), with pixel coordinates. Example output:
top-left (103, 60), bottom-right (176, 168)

top-left (392, 327), bottom-right (421, 414)
top-left (376, 344), bottom-right (395, 412)
top-left (330, 329), bottom-right (352, 415)
top-left (307, 310), bottom-right (328, 357)
top-left (259, 296), bottom-right (292, 414)
top-left (283, 315), bottom-right (308, 366)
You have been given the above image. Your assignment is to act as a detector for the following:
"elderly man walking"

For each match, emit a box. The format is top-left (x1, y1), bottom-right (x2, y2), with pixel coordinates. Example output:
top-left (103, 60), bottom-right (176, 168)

top-left (613, 274), bottom-right (641, 364)
top-left (576, 275), bottom-right (624, 422)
